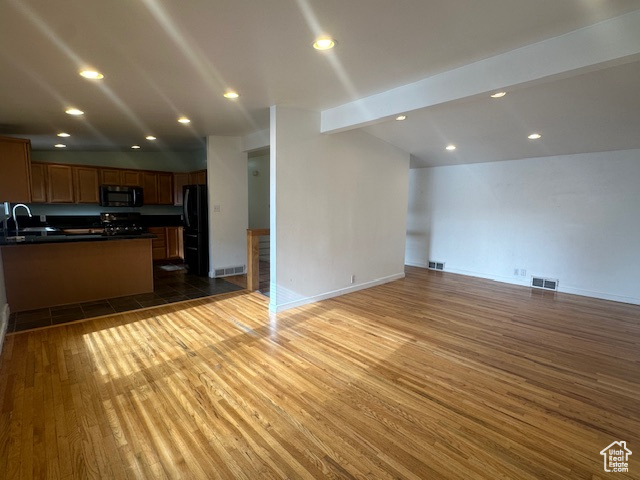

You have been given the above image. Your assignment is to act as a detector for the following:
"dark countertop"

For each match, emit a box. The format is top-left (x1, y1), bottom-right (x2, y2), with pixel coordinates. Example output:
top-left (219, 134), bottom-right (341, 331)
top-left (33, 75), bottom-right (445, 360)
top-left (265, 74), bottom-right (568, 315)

top-left (0, 233), bottom-right (156, 246)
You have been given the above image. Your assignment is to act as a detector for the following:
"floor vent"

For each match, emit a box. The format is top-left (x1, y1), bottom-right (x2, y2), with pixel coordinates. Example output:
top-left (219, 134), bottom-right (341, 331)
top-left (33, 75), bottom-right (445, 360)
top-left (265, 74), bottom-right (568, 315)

top-left (214, 265), bottom-right (246, 277)
top-left (531, 276), bottom-right (559, 291)
top-left (427, 261), bottom-right (445, 271)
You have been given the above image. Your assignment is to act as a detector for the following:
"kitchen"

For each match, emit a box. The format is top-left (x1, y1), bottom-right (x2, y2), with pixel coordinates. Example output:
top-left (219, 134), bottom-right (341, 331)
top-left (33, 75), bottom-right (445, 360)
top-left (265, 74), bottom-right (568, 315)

top-left (0, 134), bottom-right (239, 333)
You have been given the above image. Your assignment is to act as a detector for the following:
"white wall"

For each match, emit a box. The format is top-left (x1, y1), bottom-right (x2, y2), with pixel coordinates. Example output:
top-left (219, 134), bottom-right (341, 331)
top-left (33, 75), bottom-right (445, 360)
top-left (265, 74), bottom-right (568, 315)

top-left (270, 106), bottom-right (410, 312)
top-left (248, 154), bottom-right (270, 229)
top-left (206, 136), bottom-right (249, 275)
top-left (406, 149), bottom-right (640, 305)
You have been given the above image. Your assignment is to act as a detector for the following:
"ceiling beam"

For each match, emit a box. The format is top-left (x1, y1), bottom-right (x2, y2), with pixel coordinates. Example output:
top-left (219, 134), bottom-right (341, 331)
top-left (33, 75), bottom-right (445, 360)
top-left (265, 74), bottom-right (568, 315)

top-left (321, 10), bottom-right (640, 134)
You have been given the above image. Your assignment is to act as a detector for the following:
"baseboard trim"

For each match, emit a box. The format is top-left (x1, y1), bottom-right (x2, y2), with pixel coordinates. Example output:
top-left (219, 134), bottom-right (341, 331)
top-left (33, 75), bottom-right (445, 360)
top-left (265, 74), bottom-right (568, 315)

top-left (410, 264), bottom-right (640, 306)
top-left (558, 286), bottom-right (639, 306)
top-left (269, 272), bottom-right (405, 313)
top-left (0, 303), bottom-right (10, 357)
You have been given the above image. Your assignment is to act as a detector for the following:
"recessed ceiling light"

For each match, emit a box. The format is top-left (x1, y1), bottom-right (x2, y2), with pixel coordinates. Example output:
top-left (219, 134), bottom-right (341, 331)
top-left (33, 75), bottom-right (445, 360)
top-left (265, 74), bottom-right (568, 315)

top-left (57, 132), bottom-right (70, 137)
top-left (490, 91), bottom-right (507, 98)
top-left (223, 91), bottom-right (239, 99)
top-left (145, 135), bottom-right (157, 140)
top-left (54, 144), bottom-right (66, 148)
top-left (313, 37), bottom-right (336, 50)
top-left (79, 70), bottom-right (104, 80)
top-left (65, 108), bottom-right (84, 116)
top-left (528, 133), bottom-right (542, 140)
top-left (395, 115), bottom-right (407, 121)
top-left (131, 145), bottom-right (141, 149)
top-left (178, 117), bottom-right (191, 124)
top-left (446, 145), bottom-right (457, 151)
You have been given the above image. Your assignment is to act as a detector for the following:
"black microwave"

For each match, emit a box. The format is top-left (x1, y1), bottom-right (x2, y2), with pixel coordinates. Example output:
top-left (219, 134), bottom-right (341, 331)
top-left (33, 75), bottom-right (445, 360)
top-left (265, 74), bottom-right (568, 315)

top-left (99, 185), bottom-right (144, 207)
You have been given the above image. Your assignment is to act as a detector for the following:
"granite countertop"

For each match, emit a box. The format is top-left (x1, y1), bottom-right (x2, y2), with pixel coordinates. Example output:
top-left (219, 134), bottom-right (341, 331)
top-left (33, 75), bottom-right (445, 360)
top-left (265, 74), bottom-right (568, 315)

top-left (1, 213), bottom-right (182, 246)
top-left (0, 232), bottom-right (156, 246)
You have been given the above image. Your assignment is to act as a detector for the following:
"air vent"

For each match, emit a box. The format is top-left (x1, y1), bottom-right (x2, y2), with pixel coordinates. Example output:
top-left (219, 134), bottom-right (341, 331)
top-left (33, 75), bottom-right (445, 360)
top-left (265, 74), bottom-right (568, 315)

top-left (214, 265), bottom-right (246, 277)
top-left (531, 276), bottom-right (559, 291)
top-left (427, 260), bottom-right (445, 271)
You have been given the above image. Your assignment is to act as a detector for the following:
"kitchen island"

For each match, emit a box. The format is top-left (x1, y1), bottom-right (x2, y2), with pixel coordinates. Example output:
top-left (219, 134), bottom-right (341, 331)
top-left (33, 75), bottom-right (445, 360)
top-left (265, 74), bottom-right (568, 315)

top-left (0, 234), bottom-right (155, 312)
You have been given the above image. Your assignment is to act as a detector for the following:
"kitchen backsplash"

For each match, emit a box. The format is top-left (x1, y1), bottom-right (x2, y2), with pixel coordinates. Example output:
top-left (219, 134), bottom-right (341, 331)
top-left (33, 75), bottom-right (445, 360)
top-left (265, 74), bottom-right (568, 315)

top-left (9, 213), bottom-right (182, 230)
top-left (25, 203), bottom-right (182, 217)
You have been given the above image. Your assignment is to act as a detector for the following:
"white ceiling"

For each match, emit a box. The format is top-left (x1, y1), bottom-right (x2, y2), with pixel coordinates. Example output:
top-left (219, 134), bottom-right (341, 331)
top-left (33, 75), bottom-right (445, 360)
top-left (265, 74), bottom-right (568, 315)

top-left (2, 0), bottom-right (640, 167)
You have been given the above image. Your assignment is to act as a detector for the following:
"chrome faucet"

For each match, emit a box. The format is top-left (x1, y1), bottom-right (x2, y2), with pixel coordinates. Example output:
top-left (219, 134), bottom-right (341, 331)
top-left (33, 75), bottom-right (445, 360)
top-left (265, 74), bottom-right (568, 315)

top-left (12, 203), bottom-right (32, 235)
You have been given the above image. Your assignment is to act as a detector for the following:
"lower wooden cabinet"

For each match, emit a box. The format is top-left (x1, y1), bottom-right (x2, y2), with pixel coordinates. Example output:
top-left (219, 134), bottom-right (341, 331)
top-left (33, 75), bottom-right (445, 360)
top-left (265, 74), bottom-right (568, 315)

top-left (149, 226), bottom-right (184, 261)
top-left (148, 227), bottom-right (167, 261)
top-left (166, 226), bottom-right (184, 260)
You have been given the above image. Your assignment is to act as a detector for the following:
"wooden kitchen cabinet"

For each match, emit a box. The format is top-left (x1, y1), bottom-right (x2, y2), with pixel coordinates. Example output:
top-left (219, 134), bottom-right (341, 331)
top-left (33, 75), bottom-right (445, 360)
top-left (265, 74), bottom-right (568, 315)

top-left (190, 170), bottom-right (207, 185)
top-left (166, 226), bottom-right (184, 260)
top-left (30, 163), bottom-right (47, 203)
top-left (122, 170), bottom-right (141, 186)
top-left (173, 173), bottom-right (189, 206)
top-left (25, 161), bottom-right (189, 206)
top-left (142, 172), bottom-right (159, 205)
top-left (47, 164), bottom-right (75, 203)
top-left (0, 136), bottom-right (32, 203)
top-left (149, 226), bottom-right (184, 261)
top-left (74, 166), bottom-right (100, 203)
top-left (100, 168), bottom-right (122, 185)
top-left (148, 227), bottom-right (167, 260)
top-left (158, 173), bottom-right (173, 205)
top-left (173, 170), bottom-right (206, 205)
top-left (100, 168), bottom-right (140, 186)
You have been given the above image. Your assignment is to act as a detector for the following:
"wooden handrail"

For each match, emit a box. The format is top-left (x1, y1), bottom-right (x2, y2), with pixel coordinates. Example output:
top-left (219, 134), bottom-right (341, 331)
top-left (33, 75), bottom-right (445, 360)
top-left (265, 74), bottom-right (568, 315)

top-left (247, 228), bottom-right (270, 291)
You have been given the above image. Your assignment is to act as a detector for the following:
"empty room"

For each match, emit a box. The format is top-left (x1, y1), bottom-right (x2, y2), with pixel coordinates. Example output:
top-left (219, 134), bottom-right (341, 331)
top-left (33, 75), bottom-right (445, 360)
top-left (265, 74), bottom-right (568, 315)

top-left (1, 1), bottom-right (639, 478)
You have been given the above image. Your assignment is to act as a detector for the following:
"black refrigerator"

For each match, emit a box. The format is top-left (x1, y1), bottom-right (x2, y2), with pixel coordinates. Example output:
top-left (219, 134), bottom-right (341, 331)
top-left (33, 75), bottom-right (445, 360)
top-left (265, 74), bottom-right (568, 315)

top-left (183, 184), bottom-right (209, 276)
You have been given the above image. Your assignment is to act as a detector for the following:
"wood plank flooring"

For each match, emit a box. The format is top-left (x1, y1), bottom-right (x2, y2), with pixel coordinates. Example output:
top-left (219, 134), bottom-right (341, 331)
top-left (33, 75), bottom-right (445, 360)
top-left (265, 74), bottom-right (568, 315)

top-left (1, 266), bottom-right (639, 479)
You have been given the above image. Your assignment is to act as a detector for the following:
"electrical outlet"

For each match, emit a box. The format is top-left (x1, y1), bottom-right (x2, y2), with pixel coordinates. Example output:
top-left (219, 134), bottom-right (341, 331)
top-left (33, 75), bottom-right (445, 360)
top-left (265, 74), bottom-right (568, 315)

top-left (213, 205), bottom-right (221, 213)
top-left (521, 269), bottom-right (527, 277)
top-left (514, 268), bottom-right (519, 276)
top-left (40, 215), bottom-right (46, 222)
top-left (350, 275), bottom-right (355, 284)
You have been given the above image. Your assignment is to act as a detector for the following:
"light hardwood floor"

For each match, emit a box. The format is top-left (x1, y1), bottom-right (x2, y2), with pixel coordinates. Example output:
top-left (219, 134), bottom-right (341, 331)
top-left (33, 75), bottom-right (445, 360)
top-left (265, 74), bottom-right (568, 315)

top-left (1, 266), bottom-right (639, 479)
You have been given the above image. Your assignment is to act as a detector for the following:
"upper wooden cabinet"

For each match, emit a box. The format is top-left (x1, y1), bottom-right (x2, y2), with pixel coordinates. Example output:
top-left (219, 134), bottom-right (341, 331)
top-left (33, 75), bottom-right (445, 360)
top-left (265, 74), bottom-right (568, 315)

top-left (122, 170), bottom-right (141, 187)
top-left (99, 168), bottom-right (140, 186)
top-left (173, 170), bottom-right (206, 205)
top-left (142, 172), bottom-right (159, 205)
top-left (191, 170), bottom-right (207, 185)
top-left (27, 162), bottom-right (187, 206)
top-left (99, 168), bottom-right (122, 185)
top-left (47, 164), bottom-right (75, 203)
top-left (74, 166), bottom-right (100, 203)
top-left (173, 173), bottom-right (189, 206)
top-left (30, 163), bottom-right (47, 203)
top-left (157, 173), bottom-right (173, 205)
top-left (31, 163), bottom-right (99, 204)
top-left (0, 136), bottom-right (32, 203)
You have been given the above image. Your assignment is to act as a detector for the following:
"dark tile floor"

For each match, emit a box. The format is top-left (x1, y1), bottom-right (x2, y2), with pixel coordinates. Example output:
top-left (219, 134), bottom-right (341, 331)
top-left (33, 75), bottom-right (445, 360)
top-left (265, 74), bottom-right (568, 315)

top-left (7, 262), bottom-right (244, 333)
